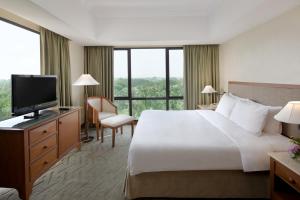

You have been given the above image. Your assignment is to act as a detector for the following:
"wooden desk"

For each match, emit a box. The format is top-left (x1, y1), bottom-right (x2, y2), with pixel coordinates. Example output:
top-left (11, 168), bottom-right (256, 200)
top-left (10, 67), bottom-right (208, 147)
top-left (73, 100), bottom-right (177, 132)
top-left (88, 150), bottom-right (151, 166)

top-left (269, 152), bottom-right (300, 200)
top-left (0, 107), bottom-right (81, 200)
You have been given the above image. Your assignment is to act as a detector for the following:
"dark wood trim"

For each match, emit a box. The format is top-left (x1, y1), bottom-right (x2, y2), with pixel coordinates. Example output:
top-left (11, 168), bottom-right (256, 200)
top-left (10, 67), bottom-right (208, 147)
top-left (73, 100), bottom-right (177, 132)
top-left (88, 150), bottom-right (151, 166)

top-left (229, 81), bottom-right (300, 89)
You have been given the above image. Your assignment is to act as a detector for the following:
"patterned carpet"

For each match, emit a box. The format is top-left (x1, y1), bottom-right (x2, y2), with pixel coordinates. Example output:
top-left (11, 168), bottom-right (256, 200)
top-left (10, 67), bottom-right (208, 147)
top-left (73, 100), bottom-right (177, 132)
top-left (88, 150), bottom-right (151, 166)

top-left (0, 127), bottom-right (131, 200)
top-left (0, 127), bottom-right (267, 200)
top-left (33, 128), bottom-right (130, 200)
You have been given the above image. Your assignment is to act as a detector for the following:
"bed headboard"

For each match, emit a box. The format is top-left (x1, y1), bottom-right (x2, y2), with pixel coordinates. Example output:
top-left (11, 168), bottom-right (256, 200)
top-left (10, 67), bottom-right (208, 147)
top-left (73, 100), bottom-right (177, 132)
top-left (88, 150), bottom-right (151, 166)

top-left (228, 81), bottom-right (300, 138)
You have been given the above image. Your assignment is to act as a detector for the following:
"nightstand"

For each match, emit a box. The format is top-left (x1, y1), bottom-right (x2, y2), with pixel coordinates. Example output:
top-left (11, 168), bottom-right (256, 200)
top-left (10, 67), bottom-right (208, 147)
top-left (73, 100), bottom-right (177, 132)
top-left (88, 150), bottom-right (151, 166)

top-left (197, 103), bottom-right (218, 110)
top-left (269, 152), bottom-right (300, 200)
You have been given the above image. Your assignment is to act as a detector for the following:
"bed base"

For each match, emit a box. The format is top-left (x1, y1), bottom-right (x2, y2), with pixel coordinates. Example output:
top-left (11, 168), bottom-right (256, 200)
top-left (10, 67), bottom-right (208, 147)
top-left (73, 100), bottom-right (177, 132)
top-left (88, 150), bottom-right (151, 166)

top-left (124, 170), bottom-right (269, 199)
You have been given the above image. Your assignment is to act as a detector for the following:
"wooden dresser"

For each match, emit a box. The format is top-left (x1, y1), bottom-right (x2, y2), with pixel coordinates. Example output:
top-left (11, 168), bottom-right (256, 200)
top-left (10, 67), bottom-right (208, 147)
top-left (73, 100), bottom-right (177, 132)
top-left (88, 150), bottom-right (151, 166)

top-left (0, 107), bottom-right (81, 200)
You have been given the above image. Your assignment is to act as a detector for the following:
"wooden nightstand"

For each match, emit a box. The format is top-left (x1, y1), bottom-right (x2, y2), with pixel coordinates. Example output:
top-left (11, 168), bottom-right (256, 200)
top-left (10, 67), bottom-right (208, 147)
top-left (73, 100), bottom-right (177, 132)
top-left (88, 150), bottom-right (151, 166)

top-left (197, 103), bottom-right (218, 110)
top-left (269, 152), bottom-right (300, 200)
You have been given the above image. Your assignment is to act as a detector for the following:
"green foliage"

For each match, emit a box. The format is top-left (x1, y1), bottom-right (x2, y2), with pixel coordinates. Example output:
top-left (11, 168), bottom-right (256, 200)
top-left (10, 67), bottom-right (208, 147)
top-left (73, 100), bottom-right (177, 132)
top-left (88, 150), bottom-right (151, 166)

top-left (114, 77), bottom-right (184, 118)
top-left (0, 77), bottom-right (184, 121)
top-left (0, 79), bottom-right (11, 121)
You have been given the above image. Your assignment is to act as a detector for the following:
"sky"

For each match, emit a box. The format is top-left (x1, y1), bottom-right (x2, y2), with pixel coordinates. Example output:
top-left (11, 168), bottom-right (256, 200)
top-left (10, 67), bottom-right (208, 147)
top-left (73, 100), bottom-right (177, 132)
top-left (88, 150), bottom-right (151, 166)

top-left (114, 48), bottom-right (183, 78)
top-left (0, 20), bottom-right (40, 80)
top-left (0, 19), bottom-right (183, 81)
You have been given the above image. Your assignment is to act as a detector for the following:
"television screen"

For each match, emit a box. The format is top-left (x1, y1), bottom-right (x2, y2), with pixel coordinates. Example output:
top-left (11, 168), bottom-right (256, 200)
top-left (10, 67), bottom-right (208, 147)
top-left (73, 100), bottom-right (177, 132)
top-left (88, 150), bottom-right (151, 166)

top-left (12, 75), bottom-right (57, 116)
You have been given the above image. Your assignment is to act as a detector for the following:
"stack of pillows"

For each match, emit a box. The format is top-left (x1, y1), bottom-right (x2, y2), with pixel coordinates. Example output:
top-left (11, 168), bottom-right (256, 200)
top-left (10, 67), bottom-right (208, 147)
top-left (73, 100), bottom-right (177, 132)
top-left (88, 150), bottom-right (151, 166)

top-left (215, 93), bottom-right (282, 136)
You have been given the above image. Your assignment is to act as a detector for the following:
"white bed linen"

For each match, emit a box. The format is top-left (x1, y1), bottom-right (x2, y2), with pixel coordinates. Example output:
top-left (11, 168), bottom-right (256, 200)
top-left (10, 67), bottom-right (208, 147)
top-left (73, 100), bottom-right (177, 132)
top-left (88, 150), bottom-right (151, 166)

top-left (128, 110), bottom-right (291, 175)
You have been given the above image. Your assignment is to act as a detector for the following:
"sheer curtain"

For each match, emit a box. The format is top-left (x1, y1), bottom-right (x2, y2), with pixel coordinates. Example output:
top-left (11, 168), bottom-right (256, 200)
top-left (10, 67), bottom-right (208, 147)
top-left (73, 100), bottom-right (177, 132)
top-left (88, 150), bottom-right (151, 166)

top-left (184, 45), bottom-right (219, 109)
top-left (40, 27), bottom-right (72, 106)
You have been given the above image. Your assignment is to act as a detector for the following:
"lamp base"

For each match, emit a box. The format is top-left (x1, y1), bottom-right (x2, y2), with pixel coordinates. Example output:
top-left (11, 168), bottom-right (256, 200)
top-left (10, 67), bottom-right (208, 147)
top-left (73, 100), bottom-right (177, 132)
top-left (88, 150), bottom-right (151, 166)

top-left (81, 135), bottom-right (94, 143)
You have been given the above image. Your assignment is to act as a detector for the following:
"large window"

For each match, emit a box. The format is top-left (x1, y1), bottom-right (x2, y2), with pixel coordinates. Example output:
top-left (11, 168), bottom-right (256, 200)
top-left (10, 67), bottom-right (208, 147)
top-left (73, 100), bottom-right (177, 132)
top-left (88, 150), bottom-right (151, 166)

top-left (0, 19), bottom-right (40, 120)
top-left (114, 48), bottom-right (183, 118)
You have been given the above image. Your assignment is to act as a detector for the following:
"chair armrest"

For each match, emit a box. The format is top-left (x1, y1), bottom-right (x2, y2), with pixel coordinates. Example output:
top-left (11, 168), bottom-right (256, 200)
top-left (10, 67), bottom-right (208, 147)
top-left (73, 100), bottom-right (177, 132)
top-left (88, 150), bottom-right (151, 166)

top-left (87, 103), bottom-right (100, 124)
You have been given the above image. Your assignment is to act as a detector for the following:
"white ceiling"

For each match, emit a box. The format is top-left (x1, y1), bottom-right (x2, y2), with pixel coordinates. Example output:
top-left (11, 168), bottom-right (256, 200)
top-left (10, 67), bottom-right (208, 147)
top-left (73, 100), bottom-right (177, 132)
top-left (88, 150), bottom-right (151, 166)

top-left (0, 0), bottom-right (300, 46)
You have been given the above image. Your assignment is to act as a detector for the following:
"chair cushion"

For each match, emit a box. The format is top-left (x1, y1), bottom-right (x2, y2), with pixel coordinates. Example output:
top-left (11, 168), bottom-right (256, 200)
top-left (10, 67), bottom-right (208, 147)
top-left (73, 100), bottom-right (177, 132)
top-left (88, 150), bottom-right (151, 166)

top-left (101, 114), bottom-right (135, 127)
top-left (99, 112), bottom-right (116, 120)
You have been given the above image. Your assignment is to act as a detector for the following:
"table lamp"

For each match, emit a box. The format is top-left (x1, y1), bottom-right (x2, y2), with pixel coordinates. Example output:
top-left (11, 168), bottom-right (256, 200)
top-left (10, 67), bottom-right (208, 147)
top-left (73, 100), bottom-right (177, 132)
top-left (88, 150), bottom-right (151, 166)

top-left (275, 101), bottom-right (300, 159)
top-left (274, 101), bottom-right (300, 124)
top-left (201, 85), bottom-right (217, 105)
top-left (73, 74), bottom-right (99, 142)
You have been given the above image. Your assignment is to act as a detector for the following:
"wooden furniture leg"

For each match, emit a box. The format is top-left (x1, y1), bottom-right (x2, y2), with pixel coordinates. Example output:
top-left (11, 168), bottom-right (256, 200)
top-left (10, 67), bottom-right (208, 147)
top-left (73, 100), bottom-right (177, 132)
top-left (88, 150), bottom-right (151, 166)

top-left (96, 122), bottom-right (100, 141)
top-left (112, 128), bottom-right (116, 147)
top-left (121, 126), bottom-right (123, 134)
top-left (101, 126), bottom-right (104, 143)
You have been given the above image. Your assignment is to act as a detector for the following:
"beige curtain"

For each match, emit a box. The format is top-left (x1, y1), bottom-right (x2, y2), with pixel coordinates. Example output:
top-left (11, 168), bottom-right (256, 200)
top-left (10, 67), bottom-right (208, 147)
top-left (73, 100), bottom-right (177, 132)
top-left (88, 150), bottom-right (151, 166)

top-left (84, 46), bottom-right (114, 101)
top-left (184, 45), bottom-right (219, 110)
top-left (40, 27), bottom-right (72, 106)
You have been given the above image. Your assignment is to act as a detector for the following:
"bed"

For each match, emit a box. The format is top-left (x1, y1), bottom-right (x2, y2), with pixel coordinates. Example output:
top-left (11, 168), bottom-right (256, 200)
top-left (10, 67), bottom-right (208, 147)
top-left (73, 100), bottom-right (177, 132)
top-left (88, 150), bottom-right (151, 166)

top-left (124, 81), bottom-right (300, 199)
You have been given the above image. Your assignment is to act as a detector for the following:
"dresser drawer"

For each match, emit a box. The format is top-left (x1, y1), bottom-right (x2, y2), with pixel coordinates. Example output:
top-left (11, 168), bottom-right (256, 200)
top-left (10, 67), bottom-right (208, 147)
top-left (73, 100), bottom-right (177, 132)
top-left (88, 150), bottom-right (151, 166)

top-left (30, 148), bottom-right (57, 181)
top-left (30, 134), bottom-right (57, 162)
top-left (275, 161), bottom-right (300, 192)
top-left (29, 121), bottom-right (57, 145)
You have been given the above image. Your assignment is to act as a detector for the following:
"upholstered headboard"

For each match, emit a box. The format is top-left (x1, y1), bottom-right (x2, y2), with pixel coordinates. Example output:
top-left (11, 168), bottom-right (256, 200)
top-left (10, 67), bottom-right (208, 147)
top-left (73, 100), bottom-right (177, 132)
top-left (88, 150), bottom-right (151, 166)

top-left (228, 81), bottom-right (300, 138)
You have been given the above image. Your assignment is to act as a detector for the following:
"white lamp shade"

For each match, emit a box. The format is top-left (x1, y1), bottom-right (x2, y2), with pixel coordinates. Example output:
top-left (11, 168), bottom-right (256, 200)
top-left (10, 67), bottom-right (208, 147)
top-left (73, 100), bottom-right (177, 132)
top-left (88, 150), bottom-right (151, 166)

top-left (73, 74), bottom-right (99, 86)
top-left (274, 101), bottom-right (300, 124)
top-left (201, 85), bottom-right (217, 93)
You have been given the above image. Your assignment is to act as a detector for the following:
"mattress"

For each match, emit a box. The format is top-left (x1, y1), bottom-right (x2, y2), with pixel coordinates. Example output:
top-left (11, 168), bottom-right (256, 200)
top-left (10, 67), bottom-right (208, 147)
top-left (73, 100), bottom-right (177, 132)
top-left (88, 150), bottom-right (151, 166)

top-left (128, 110), bottom-right (291, 175)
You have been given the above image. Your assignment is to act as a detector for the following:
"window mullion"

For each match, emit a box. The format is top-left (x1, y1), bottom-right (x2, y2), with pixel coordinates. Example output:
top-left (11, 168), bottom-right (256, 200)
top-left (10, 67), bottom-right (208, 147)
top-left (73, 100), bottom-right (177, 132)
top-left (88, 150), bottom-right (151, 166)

top-left (166, 48), bottom-right (170, 110)
top-left (128, 49), bottom-right (132, 116)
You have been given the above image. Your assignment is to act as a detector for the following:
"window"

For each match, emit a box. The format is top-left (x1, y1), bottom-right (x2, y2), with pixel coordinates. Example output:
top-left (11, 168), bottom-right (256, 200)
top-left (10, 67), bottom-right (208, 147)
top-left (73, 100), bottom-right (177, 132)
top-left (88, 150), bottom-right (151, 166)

top-left (0, 19), bottom-right (40, 120)
top-left (114, 48), bottom-right (183, 118)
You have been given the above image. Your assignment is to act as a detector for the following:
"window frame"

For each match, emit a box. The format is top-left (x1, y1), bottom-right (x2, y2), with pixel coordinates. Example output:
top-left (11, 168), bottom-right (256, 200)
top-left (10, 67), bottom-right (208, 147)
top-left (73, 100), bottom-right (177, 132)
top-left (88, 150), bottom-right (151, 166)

top-left (0, 18), bottom-right (40, 120)
top-left (114, 47), bottom-right (184, 116)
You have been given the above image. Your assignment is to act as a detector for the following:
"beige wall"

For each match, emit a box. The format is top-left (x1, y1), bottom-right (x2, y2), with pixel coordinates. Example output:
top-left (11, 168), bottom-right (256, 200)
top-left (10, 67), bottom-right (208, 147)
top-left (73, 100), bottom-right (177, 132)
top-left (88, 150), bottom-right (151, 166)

top-left (219, 6), bottom-right (300, 91)
top-left (69, 41), bottom-right (84, 123)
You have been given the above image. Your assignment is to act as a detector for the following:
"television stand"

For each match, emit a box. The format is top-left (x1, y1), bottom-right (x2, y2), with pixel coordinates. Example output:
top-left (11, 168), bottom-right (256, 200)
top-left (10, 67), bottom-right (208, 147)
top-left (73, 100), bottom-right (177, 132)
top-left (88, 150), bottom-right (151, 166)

top-left (24, 110), bottom-right (41, 119)
top-left (0, 107), bottom-right (81, 200)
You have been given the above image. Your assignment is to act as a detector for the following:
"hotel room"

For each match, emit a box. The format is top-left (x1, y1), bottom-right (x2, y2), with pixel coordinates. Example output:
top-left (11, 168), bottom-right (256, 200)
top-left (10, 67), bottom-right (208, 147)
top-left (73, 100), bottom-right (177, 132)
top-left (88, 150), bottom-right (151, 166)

top-left (0, 0), bottom-right (300, 200)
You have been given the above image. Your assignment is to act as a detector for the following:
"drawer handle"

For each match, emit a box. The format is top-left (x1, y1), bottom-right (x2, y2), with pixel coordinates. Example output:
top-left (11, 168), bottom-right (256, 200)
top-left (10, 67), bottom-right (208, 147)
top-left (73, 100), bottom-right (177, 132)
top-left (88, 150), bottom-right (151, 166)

top-left (43, 130), bottom-right (47, 134)
top-left (288, 177), bottom-right (296, 184)
top-left (43, 145), bottom-right (48, 149)
top-left (59, 121), bottom-right (62, 125)
top-left (43, 161), bottom-right (48, 165)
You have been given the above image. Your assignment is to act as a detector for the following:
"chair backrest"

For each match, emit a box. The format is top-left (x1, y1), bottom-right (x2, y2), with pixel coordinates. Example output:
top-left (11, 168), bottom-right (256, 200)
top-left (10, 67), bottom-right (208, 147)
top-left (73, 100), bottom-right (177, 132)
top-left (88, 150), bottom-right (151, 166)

top-left (87, 98), bottom-right (101, 112)
top-left (87, 96), bottom-right (117, 124)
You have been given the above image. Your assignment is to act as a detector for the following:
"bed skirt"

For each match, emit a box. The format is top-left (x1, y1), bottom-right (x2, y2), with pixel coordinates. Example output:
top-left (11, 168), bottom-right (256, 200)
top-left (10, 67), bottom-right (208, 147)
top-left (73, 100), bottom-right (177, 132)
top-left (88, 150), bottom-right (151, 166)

top-left (124, 170), bottom-right (270, 199)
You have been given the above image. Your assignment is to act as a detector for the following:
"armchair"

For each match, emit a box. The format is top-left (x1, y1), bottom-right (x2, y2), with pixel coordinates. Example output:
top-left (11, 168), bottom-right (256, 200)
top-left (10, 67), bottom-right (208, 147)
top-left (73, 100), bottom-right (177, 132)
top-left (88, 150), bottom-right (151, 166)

top-left (87, 96), bottom-right (117, 141)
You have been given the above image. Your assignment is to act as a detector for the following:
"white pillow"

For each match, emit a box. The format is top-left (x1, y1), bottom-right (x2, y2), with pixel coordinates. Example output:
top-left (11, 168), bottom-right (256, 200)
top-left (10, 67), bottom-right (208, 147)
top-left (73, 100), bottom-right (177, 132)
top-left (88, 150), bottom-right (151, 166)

top-left (215, 93), bottom-right (237, 118)
top-left (263, 106), bottom-right (282, 134)
top-left (229, 93), bottom-right (249, 102)
top-left (229, 100), bottom-right (269, 136)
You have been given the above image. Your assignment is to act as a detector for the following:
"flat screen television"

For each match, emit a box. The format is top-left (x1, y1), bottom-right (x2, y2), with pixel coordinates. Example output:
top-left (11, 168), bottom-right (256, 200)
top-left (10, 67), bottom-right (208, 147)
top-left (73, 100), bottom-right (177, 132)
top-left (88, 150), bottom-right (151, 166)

top-left (12, 74), bottom-right (57, 118)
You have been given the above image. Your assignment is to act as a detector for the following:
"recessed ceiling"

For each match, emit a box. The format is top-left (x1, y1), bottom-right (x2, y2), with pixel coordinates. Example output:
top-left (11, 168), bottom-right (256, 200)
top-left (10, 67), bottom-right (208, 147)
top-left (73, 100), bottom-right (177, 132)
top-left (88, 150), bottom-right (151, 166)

top-left (1, 0), bottom-right (300, 46)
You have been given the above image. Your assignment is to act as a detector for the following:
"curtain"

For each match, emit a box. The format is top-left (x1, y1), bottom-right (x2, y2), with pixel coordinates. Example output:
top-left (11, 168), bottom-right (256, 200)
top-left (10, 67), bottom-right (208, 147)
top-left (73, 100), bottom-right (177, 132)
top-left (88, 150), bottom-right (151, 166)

top-left (84, 46), bottom-right (114, 101)
top-left (184, 45), bottom-right (219, 110)
top-left (40, 27), bottom-right (72, 106)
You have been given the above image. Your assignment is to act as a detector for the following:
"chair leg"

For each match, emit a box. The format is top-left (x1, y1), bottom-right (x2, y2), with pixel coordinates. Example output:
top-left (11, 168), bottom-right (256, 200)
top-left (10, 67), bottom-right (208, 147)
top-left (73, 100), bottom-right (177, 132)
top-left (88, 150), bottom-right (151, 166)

top-left (112, 128), bottom-right (116, 148)
top-left (101, 126), bottom-right (104, 143)
top-left (131, 122), bottom-right (134, 137)
top-left (121, 126), bottom-right (123, 135)
top-left (96, 122), bottom-right (100, 141)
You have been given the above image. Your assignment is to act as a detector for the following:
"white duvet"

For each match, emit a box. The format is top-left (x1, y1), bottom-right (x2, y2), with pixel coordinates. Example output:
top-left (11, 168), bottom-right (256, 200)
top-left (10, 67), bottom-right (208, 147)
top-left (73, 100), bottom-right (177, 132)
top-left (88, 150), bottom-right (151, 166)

top-left (128, 110), bottom-right (291, 175)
